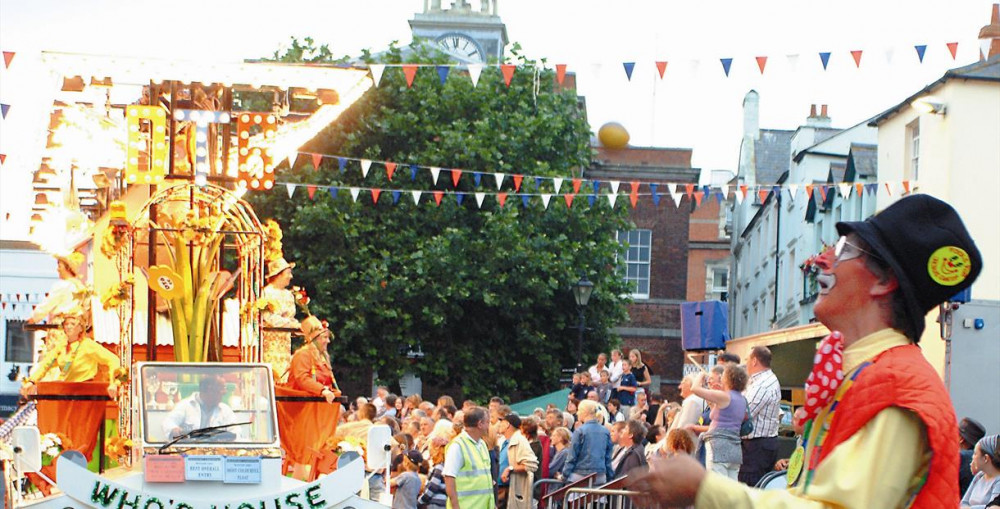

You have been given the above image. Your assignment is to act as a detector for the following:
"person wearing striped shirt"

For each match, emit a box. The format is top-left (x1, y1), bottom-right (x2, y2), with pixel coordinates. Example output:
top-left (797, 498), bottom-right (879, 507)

top-left (738, 346), bottom-right (781, 487)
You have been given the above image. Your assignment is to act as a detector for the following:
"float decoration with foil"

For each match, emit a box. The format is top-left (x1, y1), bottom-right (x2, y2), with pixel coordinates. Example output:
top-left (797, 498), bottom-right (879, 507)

top-left (237, 113), bottom-right (277, 191)
top-left (174, 110), bottom-right (232, 187)
top-left (125, 105), bottom-right (168, 185)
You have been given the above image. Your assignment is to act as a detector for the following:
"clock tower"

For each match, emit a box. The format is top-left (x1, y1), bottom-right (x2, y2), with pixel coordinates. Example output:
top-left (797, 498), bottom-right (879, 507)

top-left (409, 0), bottom-right (509, 63)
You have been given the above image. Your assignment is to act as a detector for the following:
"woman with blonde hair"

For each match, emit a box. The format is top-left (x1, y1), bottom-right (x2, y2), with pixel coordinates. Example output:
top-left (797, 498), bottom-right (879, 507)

top-left (417, 439), bottom-right (448, 509)
top-left (561, 399), bottom-right (614, 484)
top-left (628, 349), bottom-right (652, 391)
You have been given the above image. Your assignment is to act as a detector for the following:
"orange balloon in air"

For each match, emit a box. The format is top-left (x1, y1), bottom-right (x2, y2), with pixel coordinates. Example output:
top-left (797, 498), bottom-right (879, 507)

top-left (598, 122), bottom-right (630, 149)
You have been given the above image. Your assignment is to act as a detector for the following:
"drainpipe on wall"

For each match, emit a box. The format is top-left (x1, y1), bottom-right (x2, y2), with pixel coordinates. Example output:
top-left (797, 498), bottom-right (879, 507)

top-left (773, 192), bottom-right (781, 326)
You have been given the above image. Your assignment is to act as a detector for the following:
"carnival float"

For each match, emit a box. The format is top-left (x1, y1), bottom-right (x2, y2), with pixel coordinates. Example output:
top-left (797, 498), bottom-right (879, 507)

top-left (0, 52), bottom-right (391, 509)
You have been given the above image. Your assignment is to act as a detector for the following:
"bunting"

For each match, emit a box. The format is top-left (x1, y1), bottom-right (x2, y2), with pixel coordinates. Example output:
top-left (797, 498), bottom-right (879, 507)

top-left (623, 62), bottom-right (635, 81)
top-left (501, 64), bottom-right (516, 87)
top-left (468, 64), bottom-right (483, 87)
top-left (851, 50), bottom-right (863, 68)
top-left (370, 64), bottom-right (385, 86)
top-left (2, 51), bottom-right (13, 68)
top-left (402, 65), bottom-right (418, 88)
top-left (720, 58), bottom-right (733, 77)
top-left (655, 61), bottom-right (668, 79)
top-left (819, 52), bottom-right (831, 70)
top-left (555, 64), bottom-right (567, 85)
top-left (755, 56), bottom-right (767, 74)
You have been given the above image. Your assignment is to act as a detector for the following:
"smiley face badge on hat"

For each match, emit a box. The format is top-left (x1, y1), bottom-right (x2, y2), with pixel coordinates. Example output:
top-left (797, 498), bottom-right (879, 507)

top-left (927, 246), bottom-right (973, 287)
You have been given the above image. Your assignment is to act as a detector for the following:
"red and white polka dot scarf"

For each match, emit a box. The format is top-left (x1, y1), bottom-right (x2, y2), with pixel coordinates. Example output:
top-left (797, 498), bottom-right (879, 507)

top-left (801, 331), bottom-right (845, 422)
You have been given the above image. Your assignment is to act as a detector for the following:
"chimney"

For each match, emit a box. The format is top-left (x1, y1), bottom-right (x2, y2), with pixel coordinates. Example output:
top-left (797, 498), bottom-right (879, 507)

top-left (743, 90), bottom-right (760, 140)
top-left (806, 103), bottom-right (832, 127)
top-left (979, 3), bottom-right (1000, 59)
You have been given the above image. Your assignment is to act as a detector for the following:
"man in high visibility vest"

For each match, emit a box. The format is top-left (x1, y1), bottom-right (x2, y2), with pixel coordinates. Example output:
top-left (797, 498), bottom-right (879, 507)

top-left (444, 407), bottom-right (495, 509)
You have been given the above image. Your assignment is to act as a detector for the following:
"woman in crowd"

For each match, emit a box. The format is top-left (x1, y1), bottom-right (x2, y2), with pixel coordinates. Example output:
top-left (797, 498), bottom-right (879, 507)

top-left (606, 398), bottom-right (625, 423)
top-left (261, 257), bottom-right (299, 382)
top-left (417, 440), bottom-right (448, 509)
top-left (521, 416), bottom-right (550, 481)
top-left (628, 349), bottom-right (653, 392)
top-left (548, 427), bottom-right (572, 481)
top-left (401, 394), bottom-right (422, 420)
top-left (561, 399), bottom-right (614, 485)
top-left (690, 365), bottom-right (749, 480)
top-left (644, 425), bottom-right (666, 460)
top-left (286, 316), bottom-right (339, 403)
top-left (963, 434), bottom-right (1000, 508)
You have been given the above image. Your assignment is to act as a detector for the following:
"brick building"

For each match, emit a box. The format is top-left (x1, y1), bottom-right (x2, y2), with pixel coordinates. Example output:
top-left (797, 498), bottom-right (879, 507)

top-left (586, 146), bottom-right (699, 401)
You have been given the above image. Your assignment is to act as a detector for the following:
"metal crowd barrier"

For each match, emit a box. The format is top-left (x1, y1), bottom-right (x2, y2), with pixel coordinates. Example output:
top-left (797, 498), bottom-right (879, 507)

top-left (561, 487), bottom-right (640, 509)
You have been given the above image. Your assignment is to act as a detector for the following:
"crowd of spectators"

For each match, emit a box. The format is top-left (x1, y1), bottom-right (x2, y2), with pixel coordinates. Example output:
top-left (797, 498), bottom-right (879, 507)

top-left (334, 346), bottom-right (999, 509)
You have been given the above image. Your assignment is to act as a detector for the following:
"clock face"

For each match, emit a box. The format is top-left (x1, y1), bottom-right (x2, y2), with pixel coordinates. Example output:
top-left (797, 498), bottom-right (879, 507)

top-left (435, 33), bottom-right (485, 63)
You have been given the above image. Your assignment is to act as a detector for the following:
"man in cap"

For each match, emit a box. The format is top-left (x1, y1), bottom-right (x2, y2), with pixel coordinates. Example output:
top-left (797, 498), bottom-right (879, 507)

top-left (162, 374), bottom-right (240, 440)
top-left (630, 194), bottom-right (982, 508)
top-left (960, 417), bottom-right (987, 495)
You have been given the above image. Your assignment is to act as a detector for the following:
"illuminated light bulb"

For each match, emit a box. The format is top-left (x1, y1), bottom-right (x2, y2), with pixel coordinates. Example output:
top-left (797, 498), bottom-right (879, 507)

top-left (155, 125), bottom-right (166, 133)
top-left (195, 174), bottom-right (207, 187)
top-left (155, 109), bottom-right (165, 117)
top-left (251, 179), bottom-right (259, 188)
top-left (153, 159), bottom-right (163, 167)
top-left (253, 115), bottom-right (263, 124)
top-left (195, 131), bottom-right (207, 143)
top-left (128, 109), bottom-right (138, 117)
top-left (130, 157), bottom-right (139, 165)
top-left (241, 114), bottom-right (250, 123)
top-left (219, 113), bottom-right (231, 123)
top-left (174, 111), bottom-right (186, 121)
top-left (144, 175), bottom-right (152, 183)
top-left (266, 115), bottom-right (275, 124)
top-left (263, 180), bottom-right (273, 190)
top-left (129, 175), bottom-right (137, 182)
top-left (196, 147), bottom-right (208, 157)
top-left (240, 131), bottom-right (250, 140)
top-left (240, 148), bottom-right (249, 156)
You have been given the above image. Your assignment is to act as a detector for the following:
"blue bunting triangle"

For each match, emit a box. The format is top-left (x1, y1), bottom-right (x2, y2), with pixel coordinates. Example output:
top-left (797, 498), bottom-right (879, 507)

top-left (715, 191), bottom-right (726, 203)
top-left (437, 66), bottom-right (450, 84)
top-left (0, 104), bottom-right (8, 119)
top-left (865, 183), bottom-right (879, 195)
top-left (819, 52), bottom-right (831, 70)
top-left (649, 183), bottom-right (660, 206)
top-left (474, 172), bottom-right (482, 187)
top-left (456, 193), bottom-right (465, 206)
top-left (623, 62), bottom-right (635, 81)
top-left (535, 177), bottom-right (543, 190)
top-left (702, 185), bottom-right (711, 196)
top-left (720, 58), bottom-right (733, 77)
top-left (592, 181), bottom-right (600, 194)
top-left (410, 164), bottom-right (419, 181)
top-left (392, 190), bottom-right (401, 204)
top-left (329, 187), bottom-right (339, 199)
top-left (588, 195), bottom-right (596, 207)
top-left (337, 157), bottom-right (347, 173)
top-left (914, 45), bottom-right (927, 63)
top-left (521, 195), bottom-right (530, 208)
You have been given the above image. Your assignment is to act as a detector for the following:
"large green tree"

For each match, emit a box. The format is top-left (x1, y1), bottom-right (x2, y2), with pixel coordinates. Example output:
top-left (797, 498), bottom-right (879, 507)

top-left (248, 40), bottom-right (632, 400)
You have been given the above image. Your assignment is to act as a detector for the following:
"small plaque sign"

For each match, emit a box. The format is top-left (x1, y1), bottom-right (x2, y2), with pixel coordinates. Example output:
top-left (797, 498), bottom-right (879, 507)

top-left (224, 456), bottom-right (263, 484)
top-left (184, 455), bottom-right (225, 481)
top-left (144, 455), bottom-right (185, 483)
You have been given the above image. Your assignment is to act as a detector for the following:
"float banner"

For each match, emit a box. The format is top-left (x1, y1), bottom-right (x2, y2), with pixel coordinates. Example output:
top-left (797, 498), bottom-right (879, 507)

top-left (56, 453), bottom-right (379, 509)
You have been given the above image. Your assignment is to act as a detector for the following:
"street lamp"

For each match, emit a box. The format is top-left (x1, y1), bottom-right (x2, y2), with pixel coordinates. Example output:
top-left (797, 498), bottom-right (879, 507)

top-left (572, 276), bottom-right (594, 373)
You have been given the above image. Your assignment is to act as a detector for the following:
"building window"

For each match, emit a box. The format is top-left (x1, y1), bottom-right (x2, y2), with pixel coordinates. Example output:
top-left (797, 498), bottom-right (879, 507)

top-left (711, 267), bottom-right (729, 293)
top-left (617, 229), bottom-right (651, 298)
top-left (5, 320), bottom-right (34, 364)
top-left (907, 120), bottom-right (920, 184)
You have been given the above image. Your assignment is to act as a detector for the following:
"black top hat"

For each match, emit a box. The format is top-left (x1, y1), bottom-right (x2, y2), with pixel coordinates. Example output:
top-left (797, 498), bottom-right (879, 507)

top-left (836, 195), bottom-right (982, 341)
top-left (960, 418), bottom-right (986, 447)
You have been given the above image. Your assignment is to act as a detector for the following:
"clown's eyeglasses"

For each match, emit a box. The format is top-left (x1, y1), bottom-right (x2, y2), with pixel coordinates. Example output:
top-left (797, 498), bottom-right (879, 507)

top-left (833, 236), bottom-right (883, 265)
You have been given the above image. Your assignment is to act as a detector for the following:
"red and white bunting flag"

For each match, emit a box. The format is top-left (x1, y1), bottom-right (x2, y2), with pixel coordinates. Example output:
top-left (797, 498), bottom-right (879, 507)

top-left (349, 187), bottom-right (361, 202)
top-left (902, 180), bottom-right (911, 194)
top-left (402, 65), bottom-right (418, 88)
top-left (385, 162), bottom-right (397, 181)
top-left (553, 177), bottom-right (563, 194)
top-left (433, 191), bottom-right (444, 206)
top-left (541, 194), bottom-right (552, 209)
top-left (361, 159), bottom-right (372, 178)
top-left (495, 192), bottom-right (506, 208)
top-left (607, 193), bottom-right (618, 208)
top-left (475, 192), bottom-right (486, 208)
top-left (451, 169), bottom-right (462, 188)
top-left (371, 189), bottom-right (382, 203)
top-left (855, 183), bottom-right (864, 196)
top-left (513, 174), bottom-right (523, 192)
top-left (630, 181), bottom-right (640, 194)
top-left (2, 51), bottom-right (14, 69)
top-left (564, 194), bottom-right (574, 208)
top-left (495, 173), bottom-right (505, 190)
top-left (307, 186), bottom-right (317, 200)
top-left (981, 40), bottom-right (992, 60)
top-left (370, 64), bottom-right (385, 86)
top-left (312, 153), bottom-right (323, 171)
top-left (501, 64), bottom-right (516, 87)
top-left (430, 167), bottom-right (441, 185)
top-left (609, 181), bottom-right (620, 193)
top-left (787, 184), bottom-right (798, 201)
top-left (721, 184), bottom-right (731, 200)
top-left (468, 64), bottom-right (483, 87)
top-left (684, 184), bottom-right (695, 198)
top-left (286, 183), bottom-right (296, 198)
top-left (851, 50), bottom-right (863, 68)
top-left (655, 61), bottom-right (668, 79)
top-left (757, 188), bottom-right (770, 203)
top-left (693, 191), bottom-right (704, 207)
top-left (556, 64), bottom-right (567, 85)
top-left (671, 188), bottom-right (684, 208)
top-left (411, 190), bottom-right (422, 204)
top-left (839, 183), bottom-right (852, 198)
top-left (946, 42), bottom-right (959, 60)
top-left (572, 178), bottom-right (582, 194)
top-left (629, 191), bottom-right (639, 208)
top-left (756, 56), bottom-right (767, 74)
top-left (817, 185), bottom-right (828, 202)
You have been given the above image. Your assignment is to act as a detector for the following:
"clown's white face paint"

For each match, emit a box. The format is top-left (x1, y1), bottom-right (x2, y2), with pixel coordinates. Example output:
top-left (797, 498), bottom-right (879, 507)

top-left (816, 273), bottom-right (836, 295)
